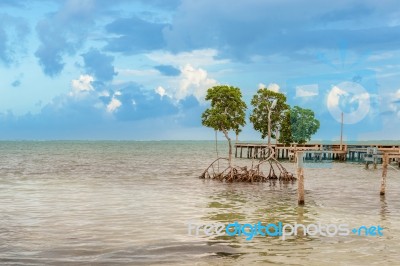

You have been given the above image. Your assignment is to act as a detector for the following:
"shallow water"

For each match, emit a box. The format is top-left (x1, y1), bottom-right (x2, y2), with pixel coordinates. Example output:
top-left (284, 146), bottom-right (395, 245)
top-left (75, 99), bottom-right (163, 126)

top-left (0, 141), bottom-right (399, 265)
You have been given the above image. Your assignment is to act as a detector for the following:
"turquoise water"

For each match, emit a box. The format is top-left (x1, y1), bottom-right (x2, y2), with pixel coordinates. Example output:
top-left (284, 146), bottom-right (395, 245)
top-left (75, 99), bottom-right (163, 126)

top-left (0, 141), bottom-right (399, 265)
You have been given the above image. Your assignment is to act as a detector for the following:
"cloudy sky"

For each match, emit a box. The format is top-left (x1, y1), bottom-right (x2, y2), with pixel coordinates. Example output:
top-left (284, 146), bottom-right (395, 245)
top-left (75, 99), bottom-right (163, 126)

top-left (0, 0), bottom-right (399, 140)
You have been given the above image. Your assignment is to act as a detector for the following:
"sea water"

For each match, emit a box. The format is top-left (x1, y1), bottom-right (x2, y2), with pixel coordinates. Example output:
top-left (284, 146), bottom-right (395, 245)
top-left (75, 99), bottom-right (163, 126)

top-left (0, 141), bottom-right (399, 265)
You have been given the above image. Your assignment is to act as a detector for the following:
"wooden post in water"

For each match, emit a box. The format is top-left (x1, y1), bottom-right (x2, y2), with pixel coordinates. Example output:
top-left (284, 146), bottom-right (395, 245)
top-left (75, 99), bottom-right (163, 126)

top-left (380, 153), bottom-right (388, 196)
top-left (297, 151), bottom-right (305, 205)
top-left (340, 112), bottom-right (343, 151)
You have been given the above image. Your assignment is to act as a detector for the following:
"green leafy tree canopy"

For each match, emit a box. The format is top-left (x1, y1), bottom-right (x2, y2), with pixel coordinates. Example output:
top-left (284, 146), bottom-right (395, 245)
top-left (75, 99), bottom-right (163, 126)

top-left (280, 106), bottom-right (320, 144)
top-left (202, 85), bottom-right (247, 133)
top-left (278, 109), bottom-right (292, 144)
top-left (250, 88), bottom-right (289, 139)
top-left (202, 85), bottom-right (247, 165)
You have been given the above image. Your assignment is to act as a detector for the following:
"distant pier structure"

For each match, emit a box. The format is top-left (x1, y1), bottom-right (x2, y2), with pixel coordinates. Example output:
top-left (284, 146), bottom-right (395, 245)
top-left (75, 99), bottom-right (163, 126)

top-left (234, 142), bottom-right (400, 165)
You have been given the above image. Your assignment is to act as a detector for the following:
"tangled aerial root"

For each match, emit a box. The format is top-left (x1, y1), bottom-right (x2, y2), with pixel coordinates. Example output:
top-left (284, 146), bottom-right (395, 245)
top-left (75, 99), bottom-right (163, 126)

top-left (200, 147), bottom-right (296, 182)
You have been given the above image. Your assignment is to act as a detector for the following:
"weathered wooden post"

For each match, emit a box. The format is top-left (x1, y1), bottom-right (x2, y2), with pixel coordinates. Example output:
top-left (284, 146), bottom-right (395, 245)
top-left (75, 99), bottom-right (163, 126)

top-left (340, 112), bottom-right (343, 151)
top-left (380, 153), bottom-right (388, 196)
top-left (297, 151), bottom-right (305, 205)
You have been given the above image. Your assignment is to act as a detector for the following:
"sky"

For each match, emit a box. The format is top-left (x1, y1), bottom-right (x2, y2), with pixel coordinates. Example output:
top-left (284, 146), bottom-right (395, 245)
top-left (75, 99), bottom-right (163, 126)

top-left (0, 0), bottom-right (399, 140)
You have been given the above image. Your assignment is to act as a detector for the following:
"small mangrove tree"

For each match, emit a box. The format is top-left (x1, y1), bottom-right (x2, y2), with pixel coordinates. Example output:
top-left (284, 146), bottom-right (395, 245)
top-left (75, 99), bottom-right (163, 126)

top-left (201, 85), bottom-right (247, 168)
top-left (200, 85), bottom-right (295, 182)
top-left (249, 87), bottom-right (294, 181)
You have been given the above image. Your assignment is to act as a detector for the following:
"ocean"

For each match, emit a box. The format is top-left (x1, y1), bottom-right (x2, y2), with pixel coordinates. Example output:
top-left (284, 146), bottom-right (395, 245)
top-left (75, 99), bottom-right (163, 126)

top-left (0, 141), bottom-right (399, 265)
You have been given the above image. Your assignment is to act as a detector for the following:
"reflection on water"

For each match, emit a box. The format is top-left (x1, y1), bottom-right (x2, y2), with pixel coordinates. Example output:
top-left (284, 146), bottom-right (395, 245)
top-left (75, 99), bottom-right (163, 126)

top-left (380, 197), bottom-right (389, 221)
top-left (0, 141), bottom-right (399, 265)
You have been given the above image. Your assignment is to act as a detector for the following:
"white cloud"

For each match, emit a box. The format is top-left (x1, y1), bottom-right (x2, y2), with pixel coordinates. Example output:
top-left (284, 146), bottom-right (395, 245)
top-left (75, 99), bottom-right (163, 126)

top-left (391, 89), bottom-right (400, 118)
top-left (117, 50), bottom-right (225, 103)
top-left (107, 97), bottom-right (122, 113)
top-left (367, 52), bottom-right (394, 62)
top-left (375, 72), bottom-right (400, 79)
top-left (258, 83), bottom-right (266, 90)
top-left (389, 103), bottom-right (397, 112)
top-left (116, 68), bottom-right (159, 77)
top-left (99, 90), bottom-right (110, 97)
top-left (258, 82), bottom-right (280, 92)
top-left (107, 92), bottom-right (122, 113)
top-left (396, 89), bottom-right (400, 99)
top-left (146, 49), bottom-right (229, 68)
top-left (267, 83), bottom-right (280, 93)
top-left (155, 86), bottom-right (166, 97)
top-left (70, 75), bottom-right (94, 95)
top-left (175, 64), bottom-right (218, 101)
top-left (154, 64), bottom-right (218, 102)
top-left (296, 84), bottom-right (319, 97)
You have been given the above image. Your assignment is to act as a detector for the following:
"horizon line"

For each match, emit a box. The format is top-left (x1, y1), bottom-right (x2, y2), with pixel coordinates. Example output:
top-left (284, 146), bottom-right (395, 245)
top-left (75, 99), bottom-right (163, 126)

top-left (0, 139), bottom-right (399, 142)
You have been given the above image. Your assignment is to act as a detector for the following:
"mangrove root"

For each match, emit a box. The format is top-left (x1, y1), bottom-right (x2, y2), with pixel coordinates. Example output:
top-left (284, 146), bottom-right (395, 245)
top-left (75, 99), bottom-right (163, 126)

top-left (200, 148), bottom-right (296, 183)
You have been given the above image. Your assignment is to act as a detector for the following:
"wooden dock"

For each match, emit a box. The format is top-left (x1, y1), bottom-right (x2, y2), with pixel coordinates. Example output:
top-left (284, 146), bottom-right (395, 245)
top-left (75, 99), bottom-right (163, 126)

top-left (234, 142), bottom-right (400, 164)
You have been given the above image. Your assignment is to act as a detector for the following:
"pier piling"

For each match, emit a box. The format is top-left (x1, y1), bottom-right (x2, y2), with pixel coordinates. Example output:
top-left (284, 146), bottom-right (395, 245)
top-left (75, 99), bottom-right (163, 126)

top-left (380, 153), bottom-right (388, 196)
top-left (297, 151), bottom-right (305, 205)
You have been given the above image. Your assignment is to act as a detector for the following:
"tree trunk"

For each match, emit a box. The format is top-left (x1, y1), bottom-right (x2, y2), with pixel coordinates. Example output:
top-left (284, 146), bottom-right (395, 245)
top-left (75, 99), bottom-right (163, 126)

top-left (215, 130), bottom-right (219, 172)
top-left (215, 130), bottom-right (219, 158)
top-left (267, 108), bottom-right (273, 157)
top-left (222, 129), bottom-right (232, 167)
top-left (268, 111), bottom-right (271, 148)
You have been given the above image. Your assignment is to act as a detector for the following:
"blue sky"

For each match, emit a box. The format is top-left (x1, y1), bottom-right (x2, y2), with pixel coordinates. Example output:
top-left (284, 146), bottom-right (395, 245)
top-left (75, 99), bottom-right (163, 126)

top-left (0, 0), bottom-right (399, 140)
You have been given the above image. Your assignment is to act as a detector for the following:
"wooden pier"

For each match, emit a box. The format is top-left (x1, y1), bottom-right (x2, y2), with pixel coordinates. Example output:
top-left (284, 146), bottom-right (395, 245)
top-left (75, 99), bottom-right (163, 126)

top-left (234, 142), bottom-right (400, 164)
